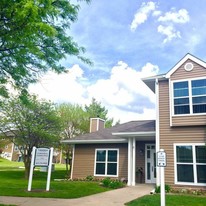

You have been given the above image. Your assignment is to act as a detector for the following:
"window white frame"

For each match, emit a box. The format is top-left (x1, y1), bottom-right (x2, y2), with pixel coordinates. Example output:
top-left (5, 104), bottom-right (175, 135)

top-left (171, 77), bottom-right (206, 116)
top-left (174, 143), bottom-right (206, 186)
top-left (94, 148), bottom-right (119, 177)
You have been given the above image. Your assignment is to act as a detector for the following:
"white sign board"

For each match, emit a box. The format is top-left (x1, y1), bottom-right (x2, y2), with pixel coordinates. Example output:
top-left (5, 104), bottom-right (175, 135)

top-left (157, 151), bottom-right (167, 167)
top-left (34, 148), bottom-right (50, 166)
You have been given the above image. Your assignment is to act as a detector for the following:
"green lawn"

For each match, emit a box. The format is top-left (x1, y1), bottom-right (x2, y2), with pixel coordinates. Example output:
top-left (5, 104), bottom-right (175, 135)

top-left (126, 194), bottom-right (206, 206)
top-left (0, 157), bottom-right (110, 198)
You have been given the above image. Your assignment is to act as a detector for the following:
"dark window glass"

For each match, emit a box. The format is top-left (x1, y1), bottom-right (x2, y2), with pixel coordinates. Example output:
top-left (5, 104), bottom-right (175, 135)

top-left (174, 81), bottom-right (188, 89)
top-left (196, 146), bottom-right (206, 163)
top-left (193, 96), bottom-right (206, 104)
top-left (192, 88), bottom-right (206, 96)
top-left (177, 165), bottom-right (194, 182)
top-left (174, 98), bottom-right (189, 105)
top-left (96, 163), bottom-right (105, 175)
top-left (174, 105), bottom-right (190, 114)
top-left (197, 165), bottom-right (206, 183)
top-left (193, 105), bottom-right (206, 113)
top-left (108, 150), bottom-right (117, 162)
top-left (96, 150), bottom-right (106, 161)
top-left (192, 79), bottom-right (206, 88)
top-left (177, 146), bottom-right (193, 163)
top-left (107, 163), bottom-right (117, 175)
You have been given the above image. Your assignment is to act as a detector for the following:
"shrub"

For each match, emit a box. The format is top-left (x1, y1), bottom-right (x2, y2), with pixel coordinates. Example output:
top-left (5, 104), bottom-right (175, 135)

top-left (101, 177), bottom-right (125, 189)
top-left (155, 184), bottom-right (171, 193)
top-left (102, 177), bottom-right (111, 187)
top-left (109, 180), bottom-right (124, 189)
top-left (85, 175), bottom-right (94, 181)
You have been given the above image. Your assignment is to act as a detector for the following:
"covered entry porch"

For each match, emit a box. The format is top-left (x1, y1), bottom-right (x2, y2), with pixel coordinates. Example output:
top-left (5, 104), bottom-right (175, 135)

top-left (113, 131), bottom-right (156, 186)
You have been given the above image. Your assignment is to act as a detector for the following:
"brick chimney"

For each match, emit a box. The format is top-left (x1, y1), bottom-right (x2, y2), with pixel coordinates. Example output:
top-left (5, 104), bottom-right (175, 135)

top-left (90, 118), bottom-right (105, 133)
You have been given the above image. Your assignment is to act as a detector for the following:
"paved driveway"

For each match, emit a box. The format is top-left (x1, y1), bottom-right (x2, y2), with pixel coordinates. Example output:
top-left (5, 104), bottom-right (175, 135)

top-left (0, 184), bottom-right (154, 206)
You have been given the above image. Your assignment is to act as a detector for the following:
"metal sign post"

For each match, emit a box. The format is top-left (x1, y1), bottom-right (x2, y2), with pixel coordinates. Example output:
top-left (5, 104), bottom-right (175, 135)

top-left (28, 147), bottom-right (53, 192)
top-left (157, 149), bottom-right (167, 206)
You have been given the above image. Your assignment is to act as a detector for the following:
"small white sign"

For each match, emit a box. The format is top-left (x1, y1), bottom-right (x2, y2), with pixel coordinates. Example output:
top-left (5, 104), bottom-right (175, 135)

top-left (157, 151), bottom-right (167, 167)
top-left (34, 148), bottom-right (50, 166)
top-left (28, 147), bottom-right (54, 191)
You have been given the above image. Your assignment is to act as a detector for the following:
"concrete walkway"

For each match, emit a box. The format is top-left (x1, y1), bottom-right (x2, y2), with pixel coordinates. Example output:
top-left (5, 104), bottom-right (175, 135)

top-left (0, 184), bottom-right (154, 206)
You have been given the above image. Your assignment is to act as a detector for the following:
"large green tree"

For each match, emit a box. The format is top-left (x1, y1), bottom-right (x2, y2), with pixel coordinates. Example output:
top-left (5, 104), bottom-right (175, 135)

top-left (58, 103), bottom-right (89, 176)
top-left (85, 98), bottom-right (115, 128)
top-left (0, 95), bottom-right (62, 178)
top-left (0, 0), bottom-right (91, 97)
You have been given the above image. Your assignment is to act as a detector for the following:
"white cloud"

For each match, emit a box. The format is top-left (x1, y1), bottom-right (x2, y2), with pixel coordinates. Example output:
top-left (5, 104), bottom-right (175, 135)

top-left (29, 62), bottom-right (158, 123)
top-left (130, 1), bottom-right (157, 31)
top-left (29, 64), bottom-right (87, 104)
top-left (158, 9), bottom-right (190, 23)
top-left (152, 10), bottom-right (162, 17)
top-left (158, 25), bottom-right (181, 43)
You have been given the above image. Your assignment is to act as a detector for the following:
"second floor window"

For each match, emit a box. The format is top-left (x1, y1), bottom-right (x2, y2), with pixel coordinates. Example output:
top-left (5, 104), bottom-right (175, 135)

top-left (173, 78), bottom-right (206, 115)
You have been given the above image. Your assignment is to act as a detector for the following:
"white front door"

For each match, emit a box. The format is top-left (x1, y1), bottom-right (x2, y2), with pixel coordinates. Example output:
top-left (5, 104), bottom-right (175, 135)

top-left (145, 144), bottom-right (156, 183)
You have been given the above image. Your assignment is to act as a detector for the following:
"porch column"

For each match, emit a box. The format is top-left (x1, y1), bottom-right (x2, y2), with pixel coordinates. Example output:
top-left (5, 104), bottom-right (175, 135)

top-left (127, 138), bottom-right (132, 186)
top-left (132, 137), bottom-right (136, 186)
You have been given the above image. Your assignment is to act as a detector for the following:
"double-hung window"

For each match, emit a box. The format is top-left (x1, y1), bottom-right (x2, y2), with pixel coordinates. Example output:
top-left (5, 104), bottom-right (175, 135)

top-left (173, 78), bottom-right (206, 115)
top-left (175, 144), bottom-right (206, 185)
top-left (95, 149), bottom-right (119, 177)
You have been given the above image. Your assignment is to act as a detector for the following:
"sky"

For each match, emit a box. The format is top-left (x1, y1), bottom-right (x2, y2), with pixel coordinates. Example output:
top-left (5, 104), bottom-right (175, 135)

top-left (29, 0), bottom-right (206, 123)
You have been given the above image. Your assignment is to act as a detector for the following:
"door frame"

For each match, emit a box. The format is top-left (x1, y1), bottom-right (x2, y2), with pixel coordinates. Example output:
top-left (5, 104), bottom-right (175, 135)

top-left (145, 144), bottom-right (156, 184)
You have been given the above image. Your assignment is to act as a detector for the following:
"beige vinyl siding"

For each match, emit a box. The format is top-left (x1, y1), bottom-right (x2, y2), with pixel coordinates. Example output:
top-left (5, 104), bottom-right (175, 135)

top-left (159, 80), bottom-right (206, 189)
top-left (172, 115), bottom-right (206, 126)
top-left (171, 60), bottom-right (206, 81)
top-left (72, 143), bottom-right (128, 180)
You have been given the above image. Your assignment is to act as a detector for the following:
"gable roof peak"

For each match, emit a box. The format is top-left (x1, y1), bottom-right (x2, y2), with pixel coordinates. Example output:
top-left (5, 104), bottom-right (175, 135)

top-left (166, 53), bottom-right (206, 78)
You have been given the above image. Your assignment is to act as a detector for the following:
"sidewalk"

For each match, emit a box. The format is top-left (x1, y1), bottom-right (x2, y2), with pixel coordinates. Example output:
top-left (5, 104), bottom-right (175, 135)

top-left (0, 184), bottom-right (154, 206)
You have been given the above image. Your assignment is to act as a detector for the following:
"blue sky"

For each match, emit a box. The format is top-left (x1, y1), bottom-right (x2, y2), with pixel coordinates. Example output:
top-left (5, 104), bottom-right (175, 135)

top-left (30, 0), bottom-right (206, 123)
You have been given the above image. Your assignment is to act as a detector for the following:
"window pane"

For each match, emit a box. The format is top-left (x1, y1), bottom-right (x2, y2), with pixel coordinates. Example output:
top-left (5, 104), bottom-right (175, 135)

top-left (174, 89), bottom-right (189, 97)
top-left (192, 88), bottom-right (206, 96)
top-left (196, 146), bottom-right (206, 163)
top-left (108, 150), bottom-right (117, 162)
top-left (107, 163), bottom-right (117, 175)
top-left (174, 105), bottom-right (190, 114)
top-left (197, 165), bottom-right (206, 183)
top-left (96, 163), bottom-right (105, 175)
top-left (174, 82), bottom-right (189, 98)
top-left (147, 163), bottom-right (151, 180)
top-left (193, 96), bottom-right (206, 104)
top-left (192, 79), bottom-right (206, 88)
top-left (177, 165), bottom-right (194, 182)
top-left (174, 98), bottom-right (189, 105)
top-left (174, 81), bottom-right (188, 89)
top-left (193, 104), bottom-right (206, 113)
top-left (177, 146), bottom-right (193, 163)
top-left (96, 150), bottom-right (106, 161)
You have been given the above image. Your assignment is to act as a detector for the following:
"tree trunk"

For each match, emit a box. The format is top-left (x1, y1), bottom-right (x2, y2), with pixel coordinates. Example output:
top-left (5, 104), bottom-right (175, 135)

top-left (24, 155), bottom-right (31, 179)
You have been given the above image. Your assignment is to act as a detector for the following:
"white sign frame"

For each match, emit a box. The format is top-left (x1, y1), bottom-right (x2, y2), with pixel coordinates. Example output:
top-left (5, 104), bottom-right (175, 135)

top-left (28, 147), bottom-right (53, 191)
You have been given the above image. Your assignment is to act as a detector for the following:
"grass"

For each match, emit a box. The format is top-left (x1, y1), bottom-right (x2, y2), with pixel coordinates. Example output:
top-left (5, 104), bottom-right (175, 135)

top-left (126, 194), bottom-right (206, 206)
top-left (0, 157), bottom-right (111, 198)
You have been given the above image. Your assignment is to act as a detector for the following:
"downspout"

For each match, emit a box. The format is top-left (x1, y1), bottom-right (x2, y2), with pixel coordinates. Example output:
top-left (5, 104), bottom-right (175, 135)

top-left (70, 145), bottom-right (75, 180)
top-left (155, 78), bottom-right (160, 186)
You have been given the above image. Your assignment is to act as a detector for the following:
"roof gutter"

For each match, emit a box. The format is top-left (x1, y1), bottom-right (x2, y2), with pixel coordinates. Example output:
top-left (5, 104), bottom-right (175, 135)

top-left (61, 138), bottom-right (128, 144)
top-left (112, 131), bottom-right (155, 137)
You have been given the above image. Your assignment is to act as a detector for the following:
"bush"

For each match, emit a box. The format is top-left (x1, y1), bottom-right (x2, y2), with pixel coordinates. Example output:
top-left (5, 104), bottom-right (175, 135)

top-left (155, 184), bottom-right (171, 193)
top-left (101, 177), bottom-right (125, 189)
top-left (85, 175), bottom-right (94, 181)
top-left (102, 177), bottom-right (111, 187)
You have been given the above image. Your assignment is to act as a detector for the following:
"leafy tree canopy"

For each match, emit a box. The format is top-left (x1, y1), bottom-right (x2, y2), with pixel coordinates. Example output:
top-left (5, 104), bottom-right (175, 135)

top-left (85, 98), bottom-right (115, 128)
top-left (0, 0), bottom-right (91, 97)
top-left (0, 94), bottom-right (62, 178)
